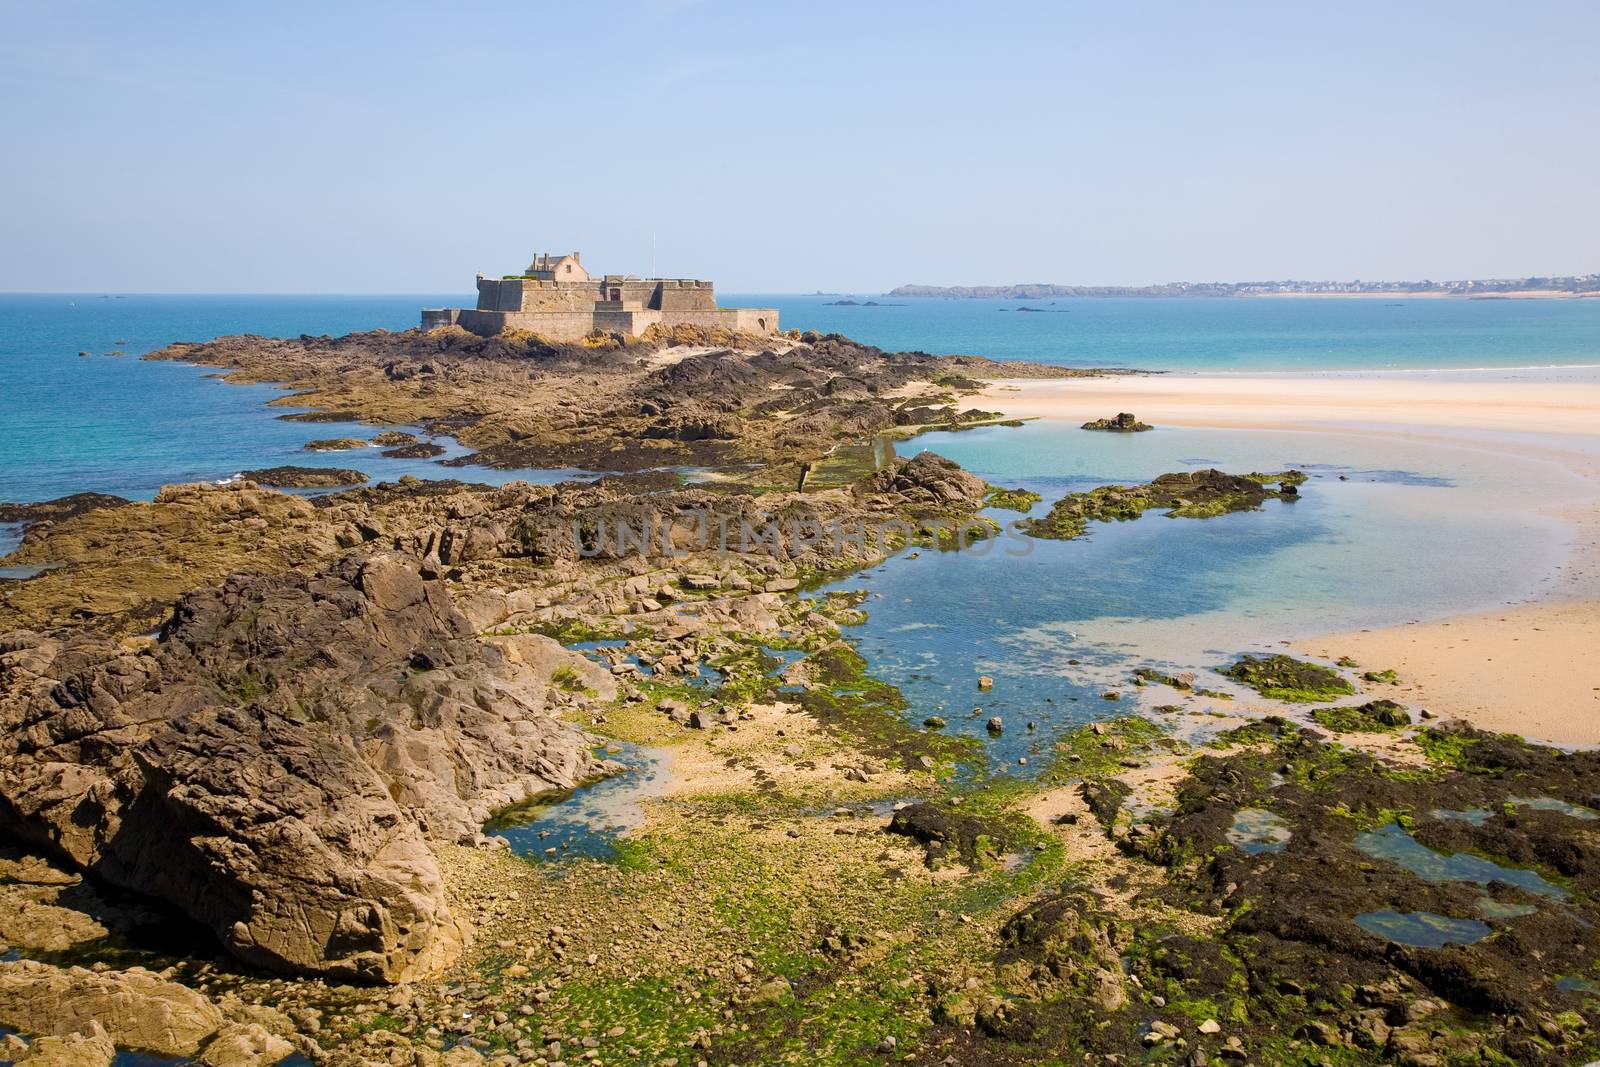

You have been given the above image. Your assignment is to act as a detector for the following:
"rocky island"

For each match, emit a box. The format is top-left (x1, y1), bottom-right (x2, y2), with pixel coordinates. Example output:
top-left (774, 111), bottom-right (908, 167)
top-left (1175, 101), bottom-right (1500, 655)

top-left (0, 320), bottom-right (1596, 1067)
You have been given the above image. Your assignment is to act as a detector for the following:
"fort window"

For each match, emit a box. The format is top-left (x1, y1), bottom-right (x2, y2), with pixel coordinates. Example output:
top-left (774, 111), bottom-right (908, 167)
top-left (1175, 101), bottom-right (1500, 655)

top-left (609, 288), bottom-right (621, 301)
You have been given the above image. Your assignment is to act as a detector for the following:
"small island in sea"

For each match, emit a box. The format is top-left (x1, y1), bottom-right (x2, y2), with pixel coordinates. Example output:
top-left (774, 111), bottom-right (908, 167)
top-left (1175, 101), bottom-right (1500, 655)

top-left (2, 252), bottom-right (1599, 1067)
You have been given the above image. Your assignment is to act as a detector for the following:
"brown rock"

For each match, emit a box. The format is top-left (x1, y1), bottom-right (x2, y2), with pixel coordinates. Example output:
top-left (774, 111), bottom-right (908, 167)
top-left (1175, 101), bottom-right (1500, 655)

top-left (0, 552), bottom-right (605, 981)
top-left (197, 1023), bottom-right (296, 1067)
top-left (0, 961), bottom-right (222, 1056)
top-left (13, 1023), bottom-right (115, 1067)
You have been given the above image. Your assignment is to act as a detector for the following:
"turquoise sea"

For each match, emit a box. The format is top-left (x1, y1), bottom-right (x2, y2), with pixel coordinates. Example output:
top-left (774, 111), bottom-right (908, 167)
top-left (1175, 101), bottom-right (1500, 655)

top-left (761, 293), bottom-right (1600, 370)
top-left (2, 291), bottom-right (1598, 503)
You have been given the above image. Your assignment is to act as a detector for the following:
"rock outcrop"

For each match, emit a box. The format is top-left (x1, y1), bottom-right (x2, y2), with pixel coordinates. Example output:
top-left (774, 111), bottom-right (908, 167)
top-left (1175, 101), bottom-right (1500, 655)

top-left (237, 465), bottom-right (368, 488)
top-left (856, 452), bottom-right (987, 512)
top-left (0, 493), bottom-right (130, 529)
top-left (12, 1023), bottom-right (115, 1067)
top-left (0, 961), bottom-right (222, 1056)
top-left (0, 552), bottom-right (606, 981)
top-left (196, 1023), bottom-right (296, 1067)
top-left (1022, 468), bottom-right (1306, 540)
top-left (1081, 412), bottom-right (1152, 432)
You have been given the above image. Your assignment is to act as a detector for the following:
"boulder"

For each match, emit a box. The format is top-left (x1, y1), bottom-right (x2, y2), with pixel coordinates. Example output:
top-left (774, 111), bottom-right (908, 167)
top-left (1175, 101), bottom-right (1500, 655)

top-left (0, 961), bottom-right (222, 1056)
top-left (197, 1023), bottom-right (296, 1067)
top-left (858, 452), bottom-right (987, 510)
top-left (0, 553), bottom-right (604, 981)
top-left (1081, 412), bottom-right (1152, 432)
top-left (13, 1023), bottom-right (115, 1067)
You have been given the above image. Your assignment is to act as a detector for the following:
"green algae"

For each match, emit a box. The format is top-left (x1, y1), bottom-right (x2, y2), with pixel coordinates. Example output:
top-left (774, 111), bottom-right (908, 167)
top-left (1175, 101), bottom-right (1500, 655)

top-left (1218, 654), bottom-right (1356, 703)
top-left (1020, 469), bottom-right (1304, 541)
top-left (1312, 699), bottom-right (1411, 733)
top-left (982, 486), bottom-right (1043, 513)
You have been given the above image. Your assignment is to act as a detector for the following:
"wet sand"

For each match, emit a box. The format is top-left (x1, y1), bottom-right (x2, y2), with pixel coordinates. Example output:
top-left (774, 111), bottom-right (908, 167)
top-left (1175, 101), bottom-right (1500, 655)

top-left (1294, 602), bottom-right (1600, 746)
top-left (979, 368), bottom-right (1600, 746)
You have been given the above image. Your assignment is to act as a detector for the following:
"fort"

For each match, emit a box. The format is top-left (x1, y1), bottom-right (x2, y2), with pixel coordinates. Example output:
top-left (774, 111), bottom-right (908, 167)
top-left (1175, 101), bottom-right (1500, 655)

top-left (422, 252), bottom-right (778, 340)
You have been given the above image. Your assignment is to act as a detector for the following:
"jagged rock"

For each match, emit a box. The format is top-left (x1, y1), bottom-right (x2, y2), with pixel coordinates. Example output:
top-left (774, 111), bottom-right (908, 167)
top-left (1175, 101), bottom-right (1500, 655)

top-left (857, 451), bottom-right (987, 511)
top-left (0, 961), bottom-right (222, 1056)
top-left (0, 553), bottom-right (606, 981)
top-left (1081, 412), bottom-right (1152, 432)
top-left (371, 431), bottom-right (417, 446)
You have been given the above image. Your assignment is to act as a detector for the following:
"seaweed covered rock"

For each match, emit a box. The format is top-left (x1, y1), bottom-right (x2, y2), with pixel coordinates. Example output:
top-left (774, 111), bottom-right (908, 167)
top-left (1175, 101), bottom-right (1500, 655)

top-left (886, 801), bottom-right (1010, 867)
top-left (0, 493), bottom-right (130, 529)
top-left (380, 441), bottom-right (446, 458)
top-left (1128, 728), bottom-right (1600, 1062)
top-left (1313, 699), bottom-right (1412, 732)
top-left (1081, 412), bottom-right (1152, 432)
top-left (996, 891), bottom-right (1128, 1011)
top-left (857, 451), bottom-right (987, 512)
top-left (236, 465), bottom-right (367, 488)
top-left (1021, 469), bottom-right (1302, 540)
top-left (1219, 653), bottom-right (1356, 702)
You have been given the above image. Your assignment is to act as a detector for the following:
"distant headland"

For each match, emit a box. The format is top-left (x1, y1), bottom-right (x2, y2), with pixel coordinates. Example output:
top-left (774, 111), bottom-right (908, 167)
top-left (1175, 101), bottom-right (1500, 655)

top-left (889, 273), bottom-right (1600, 300)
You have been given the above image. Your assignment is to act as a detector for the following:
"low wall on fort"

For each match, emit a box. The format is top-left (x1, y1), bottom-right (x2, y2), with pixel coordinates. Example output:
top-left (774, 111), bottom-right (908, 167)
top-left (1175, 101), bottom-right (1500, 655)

top-left (662, 308), bottom-right (777, 333)
top-left (454, 309), bottom-right (604, 339)
top-left (446, 306), bottom-right (778, 342)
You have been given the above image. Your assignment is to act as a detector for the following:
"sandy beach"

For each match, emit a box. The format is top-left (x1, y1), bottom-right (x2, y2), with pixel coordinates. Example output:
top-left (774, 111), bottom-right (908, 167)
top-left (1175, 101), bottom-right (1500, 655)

top-left (980, 369), bottom-right (1600, 746)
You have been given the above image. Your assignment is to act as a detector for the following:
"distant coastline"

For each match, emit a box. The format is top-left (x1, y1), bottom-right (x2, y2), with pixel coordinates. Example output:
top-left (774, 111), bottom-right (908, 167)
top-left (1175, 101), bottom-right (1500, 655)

top-left (889, 273), bottom-right (1600, 300)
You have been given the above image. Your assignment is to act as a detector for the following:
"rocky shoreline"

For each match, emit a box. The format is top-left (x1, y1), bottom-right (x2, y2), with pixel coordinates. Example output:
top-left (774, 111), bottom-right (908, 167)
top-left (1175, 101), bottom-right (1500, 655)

top-left (0, 326), bottom-right (1595, 1066)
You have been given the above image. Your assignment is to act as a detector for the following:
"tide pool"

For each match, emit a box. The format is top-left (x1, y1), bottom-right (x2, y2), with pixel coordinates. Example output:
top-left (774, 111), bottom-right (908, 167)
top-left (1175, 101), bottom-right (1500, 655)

top-left (810, 419), bottom-right (1575, 770)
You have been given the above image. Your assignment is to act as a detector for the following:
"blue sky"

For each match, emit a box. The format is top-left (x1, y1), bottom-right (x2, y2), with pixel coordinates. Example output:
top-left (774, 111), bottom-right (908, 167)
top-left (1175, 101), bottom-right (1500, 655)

top-left (2, 0), bottom-right (1597, 293)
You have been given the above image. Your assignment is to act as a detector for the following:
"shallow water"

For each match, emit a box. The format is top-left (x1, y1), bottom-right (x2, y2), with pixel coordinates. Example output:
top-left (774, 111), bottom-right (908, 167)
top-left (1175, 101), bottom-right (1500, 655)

top-left (1353, 910), bottom-right (1491, 949)
top-left (811, 419), bottom-right (1577, 771)
top-left (1557, 976), bottom-right (1600, 996)
top-left (1508, 796), bottom-right (1600, 820)
top-left (1226, 808), bottom-right (1292, 854)
top-left (1435, 807), bottom-right (1494, 826)
top-left (1355, 823), bottom-right (1568, 900)
top-left (487, 744), bottom-right (673, 861)
top-left (1477, 897), bottom-right (1538, 919)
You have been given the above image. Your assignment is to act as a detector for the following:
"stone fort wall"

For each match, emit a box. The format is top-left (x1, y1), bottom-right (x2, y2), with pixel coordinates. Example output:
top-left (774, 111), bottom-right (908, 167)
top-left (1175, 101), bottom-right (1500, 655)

top-left (474, 277), bottom-right (718, 314)
top-left (423, 269), bottom-right (776, 340)
top-left (442, 306), bottom-right (776, 341)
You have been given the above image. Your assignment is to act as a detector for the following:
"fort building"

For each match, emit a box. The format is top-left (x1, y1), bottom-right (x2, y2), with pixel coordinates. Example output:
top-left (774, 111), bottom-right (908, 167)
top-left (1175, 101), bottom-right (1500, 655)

top-left (422, 252), bottom-right (778, 340)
